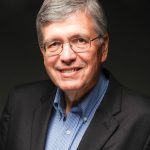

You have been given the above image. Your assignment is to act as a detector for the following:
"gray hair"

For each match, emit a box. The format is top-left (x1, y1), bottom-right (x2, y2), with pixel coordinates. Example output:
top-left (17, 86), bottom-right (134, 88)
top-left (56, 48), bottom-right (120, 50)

top-left (36, 0), bottom-right (108, 47)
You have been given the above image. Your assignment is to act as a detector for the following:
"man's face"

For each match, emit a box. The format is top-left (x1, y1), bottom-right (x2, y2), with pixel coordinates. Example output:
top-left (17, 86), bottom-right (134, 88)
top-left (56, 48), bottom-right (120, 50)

top-left (41, 11), bottom-right (108, 100)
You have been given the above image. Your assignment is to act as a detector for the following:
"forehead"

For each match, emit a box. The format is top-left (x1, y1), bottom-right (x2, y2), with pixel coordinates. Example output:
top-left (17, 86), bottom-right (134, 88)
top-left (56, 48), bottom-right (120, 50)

top-left (41, 11), bottom-right (97, 41)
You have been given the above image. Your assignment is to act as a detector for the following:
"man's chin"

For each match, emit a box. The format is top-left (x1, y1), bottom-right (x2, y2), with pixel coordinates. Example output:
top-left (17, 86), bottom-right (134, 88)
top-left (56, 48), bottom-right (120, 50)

top-left (59, 83), bottom-right (83, 92)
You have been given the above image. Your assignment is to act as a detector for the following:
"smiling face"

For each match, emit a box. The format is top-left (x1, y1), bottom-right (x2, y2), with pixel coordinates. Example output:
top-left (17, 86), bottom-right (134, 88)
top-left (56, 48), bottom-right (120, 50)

top-left (40, 11), bottom-right (109, 102)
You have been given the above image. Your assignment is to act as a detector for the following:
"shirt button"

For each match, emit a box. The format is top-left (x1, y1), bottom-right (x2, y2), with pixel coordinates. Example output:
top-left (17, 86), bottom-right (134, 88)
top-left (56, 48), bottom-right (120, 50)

top-left (66, 129), bottom-right (71, 135)
top-left (83, 117), bottom-right (87, 123)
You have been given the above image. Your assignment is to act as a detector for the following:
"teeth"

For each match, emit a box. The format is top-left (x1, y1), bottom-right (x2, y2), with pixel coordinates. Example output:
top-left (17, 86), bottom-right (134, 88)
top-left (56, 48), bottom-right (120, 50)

top-left (62, 69), bottom-right (76, 73)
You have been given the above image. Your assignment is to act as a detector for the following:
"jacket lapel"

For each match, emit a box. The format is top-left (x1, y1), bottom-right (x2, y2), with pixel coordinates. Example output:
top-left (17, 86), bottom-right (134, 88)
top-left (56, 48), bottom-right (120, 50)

top-left (77, 74), bottom-right (122, 150)
top-left (77, 109), bottom-right (119, 150)
top-left (30, 85), bottom-right (56, 150)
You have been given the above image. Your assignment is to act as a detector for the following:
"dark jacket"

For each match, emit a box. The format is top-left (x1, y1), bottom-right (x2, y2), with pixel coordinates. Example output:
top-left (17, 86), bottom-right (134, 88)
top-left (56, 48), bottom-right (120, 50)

top-left (0, 71), bottom-right (150, 150)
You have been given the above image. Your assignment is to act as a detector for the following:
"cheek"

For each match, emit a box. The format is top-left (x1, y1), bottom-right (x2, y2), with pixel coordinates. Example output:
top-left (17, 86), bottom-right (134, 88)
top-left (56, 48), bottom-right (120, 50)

top-left (43, 57), bottom-right (61, 87)
top-left (86, 51), bottom-right (101, 71)
top-left (43, 56), bottom-right (56, 77)
top-left (89, 56), bottom-right (100, 77)
top-left (43, 55), bottom-right (56, 68)
top-left (44, 58), bottom-right (50, 73)
top-left (81, 52), bottom-right (101, 81)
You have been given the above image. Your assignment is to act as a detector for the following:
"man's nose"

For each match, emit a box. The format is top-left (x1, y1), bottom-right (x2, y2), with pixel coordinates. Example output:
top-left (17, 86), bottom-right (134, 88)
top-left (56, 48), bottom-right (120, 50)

top-left (59, 43), bottom-right (77, 64)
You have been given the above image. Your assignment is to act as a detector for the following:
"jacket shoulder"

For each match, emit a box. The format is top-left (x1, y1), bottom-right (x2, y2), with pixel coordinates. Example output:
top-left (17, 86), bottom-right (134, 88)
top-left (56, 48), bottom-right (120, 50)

top-left (122, 87), bottom-right (150, 115)
top-left (13, 80), bottom-right (54, 93)
top-left (7, 80), bottom-right (56, 112)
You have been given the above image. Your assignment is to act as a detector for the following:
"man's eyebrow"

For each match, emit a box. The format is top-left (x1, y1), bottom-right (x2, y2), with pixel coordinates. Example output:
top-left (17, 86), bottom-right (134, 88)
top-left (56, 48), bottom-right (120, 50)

top-left (73, 33), bottom-right (89, 37)
top-left (44, 37), bottom-right (63, 43)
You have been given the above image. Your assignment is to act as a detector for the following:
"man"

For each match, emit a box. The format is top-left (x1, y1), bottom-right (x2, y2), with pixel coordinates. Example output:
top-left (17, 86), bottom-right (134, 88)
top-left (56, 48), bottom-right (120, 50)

top-left (0, 0), bottom-right (150, 150)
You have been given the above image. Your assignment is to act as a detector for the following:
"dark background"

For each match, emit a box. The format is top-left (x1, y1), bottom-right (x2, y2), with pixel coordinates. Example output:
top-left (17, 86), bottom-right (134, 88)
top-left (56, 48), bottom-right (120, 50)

top-left (0, 0), bottom-right (150, 115)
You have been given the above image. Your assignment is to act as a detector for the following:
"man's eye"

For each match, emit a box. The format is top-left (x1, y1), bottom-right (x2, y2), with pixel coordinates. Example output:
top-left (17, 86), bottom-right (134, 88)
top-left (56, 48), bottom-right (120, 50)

top-left (47, 41), bottom-right (61, 49)
top-left (72, 38), bottom-right (88, 44)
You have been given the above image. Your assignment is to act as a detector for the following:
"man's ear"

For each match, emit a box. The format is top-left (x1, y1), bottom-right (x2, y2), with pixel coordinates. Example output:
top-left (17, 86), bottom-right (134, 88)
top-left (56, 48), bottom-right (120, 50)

top-left (40, 48), bottom-right (45, 56)
top-left (101, 34), bottom-right (109, 63)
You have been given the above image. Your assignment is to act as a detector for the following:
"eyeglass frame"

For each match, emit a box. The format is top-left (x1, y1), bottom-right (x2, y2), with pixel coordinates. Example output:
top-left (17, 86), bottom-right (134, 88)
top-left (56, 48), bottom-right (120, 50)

top-left (41, 34), bottom-right (103, 56)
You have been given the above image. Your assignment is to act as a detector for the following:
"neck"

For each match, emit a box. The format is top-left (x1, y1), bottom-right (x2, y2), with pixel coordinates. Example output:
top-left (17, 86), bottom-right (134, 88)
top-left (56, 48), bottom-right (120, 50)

top-left (64, 85), bottom-right (95, 114)
top-left (64, 91), bottom-right (78, 114)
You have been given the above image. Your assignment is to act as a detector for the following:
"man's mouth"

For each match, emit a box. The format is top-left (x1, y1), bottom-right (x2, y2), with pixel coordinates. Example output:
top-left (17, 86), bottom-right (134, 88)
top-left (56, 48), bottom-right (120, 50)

top-left (56, 67), bottom-right (83, 77)
top-left (61, 68), bottom-right (81, 73)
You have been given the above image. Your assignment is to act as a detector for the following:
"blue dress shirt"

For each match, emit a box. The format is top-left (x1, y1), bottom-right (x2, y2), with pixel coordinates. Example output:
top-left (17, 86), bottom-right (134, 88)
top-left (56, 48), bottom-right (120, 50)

top-left (45, 72), bottom-right (109, 150)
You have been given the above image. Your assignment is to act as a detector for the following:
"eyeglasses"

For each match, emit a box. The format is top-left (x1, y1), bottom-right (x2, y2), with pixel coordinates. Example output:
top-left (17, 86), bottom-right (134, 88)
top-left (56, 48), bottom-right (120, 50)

top-left (41, 35), bottom-right (102, 56)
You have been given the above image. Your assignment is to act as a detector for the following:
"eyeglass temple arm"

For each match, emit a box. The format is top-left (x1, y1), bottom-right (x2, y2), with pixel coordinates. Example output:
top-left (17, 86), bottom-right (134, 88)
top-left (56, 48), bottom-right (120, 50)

top-left (90, 35), bottom-right (102, 42)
